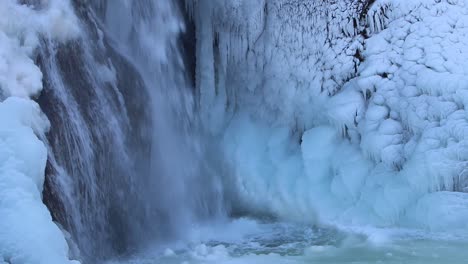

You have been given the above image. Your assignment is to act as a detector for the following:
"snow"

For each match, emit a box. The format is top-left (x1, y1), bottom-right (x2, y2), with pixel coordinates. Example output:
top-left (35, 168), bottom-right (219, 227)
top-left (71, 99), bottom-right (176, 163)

top-left (0, 31), bottom-right (43, 98)
top-left (0, 1), bottom-right (81, 263)
top-left (0, 0), bottom-right (79, 98)
top-left (0, 98), bottom-right (78, 264)
top-left (190, 0), bottom-right (468, 232)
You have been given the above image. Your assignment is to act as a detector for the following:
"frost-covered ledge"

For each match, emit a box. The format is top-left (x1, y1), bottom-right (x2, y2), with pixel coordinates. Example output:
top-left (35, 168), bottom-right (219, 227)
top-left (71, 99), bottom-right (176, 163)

top-left (0, 1), bottom-right (80, 263)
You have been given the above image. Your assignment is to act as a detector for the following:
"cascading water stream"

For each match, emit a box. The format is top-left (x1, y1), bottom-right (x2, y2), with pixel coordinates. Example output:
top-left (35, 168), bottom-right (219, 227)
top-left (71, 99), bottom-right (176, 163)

top-left (33, 0), bottom-right (223, 261)
top-left (38, 36), bottom-right (145, 258)
top-left (97, 0), bottom-right (224, 233)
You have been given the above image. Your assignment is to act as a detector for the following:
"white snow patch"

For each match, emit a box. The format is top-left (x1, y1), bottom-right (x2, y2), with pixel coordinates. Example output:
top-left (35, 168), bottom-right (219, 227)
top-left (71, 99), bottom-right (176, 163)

top-left (0, 0), bottom-right (80, 98)
top-left (0, 98), bottom-right (79, 264)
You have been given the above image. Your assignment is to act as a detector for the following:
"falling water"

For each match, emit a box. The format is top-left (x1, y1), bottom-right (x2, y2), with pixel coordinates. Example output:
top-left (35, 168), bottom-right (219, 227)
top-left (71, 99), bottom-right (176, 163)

top-left (35, 0), bottom-right (223, 261)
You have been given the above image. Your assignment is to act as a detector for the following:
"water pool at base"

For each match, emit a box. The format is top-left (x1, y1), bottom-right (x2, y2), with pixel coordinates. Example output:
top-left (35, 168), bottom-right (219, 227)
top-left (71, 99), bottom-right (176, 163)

top-left (106, 219), bottom-right (468, 264)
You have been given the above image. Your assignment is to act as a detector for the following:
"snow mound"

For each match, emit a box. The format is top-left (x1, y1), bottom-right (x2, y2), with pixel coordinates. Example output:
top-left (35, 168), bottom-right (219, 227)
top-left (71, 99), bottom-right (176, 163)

top-left (0, 98), bottom-right (78, 264)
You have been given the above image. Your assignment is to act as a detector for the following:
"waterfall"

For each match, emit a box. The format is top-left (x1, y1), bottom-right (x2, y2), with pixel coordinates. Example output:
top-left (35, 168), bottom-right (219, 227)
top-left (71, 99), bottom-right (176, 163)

top-left (32, 0), bottom-right (222, 261)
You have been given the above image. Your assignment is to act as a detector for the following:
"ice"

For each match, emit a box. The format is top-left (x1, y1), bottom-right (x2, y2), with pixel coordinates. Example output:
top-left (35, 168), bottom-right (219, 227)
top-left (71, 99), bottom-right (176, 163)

top-left (0, 98), bottom-right (78, 264)
top-left (403, 191), bottom-right (468, 231)
top-left (188, 0), bottom-right (468, 232)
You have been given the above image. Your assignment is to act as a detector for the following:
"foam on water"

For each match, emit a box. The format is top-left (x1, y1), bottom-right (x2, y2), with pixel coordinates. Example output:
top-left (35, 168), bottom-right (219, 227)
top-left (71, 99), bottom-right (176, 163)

top-left (105, 218), bottom-right (468, 264)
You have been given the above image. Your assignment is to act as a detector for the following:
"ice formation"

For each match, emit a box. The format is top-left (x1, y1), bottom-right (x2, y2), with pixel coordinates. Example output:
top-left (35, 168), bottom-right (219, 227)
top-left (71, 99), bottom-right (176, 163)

top-left (0, 0), bottom-right (80, 263)
top-left (0, 98), bottom-right (79, 264)
top-left (189, 0), bottom-right (468, 231)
